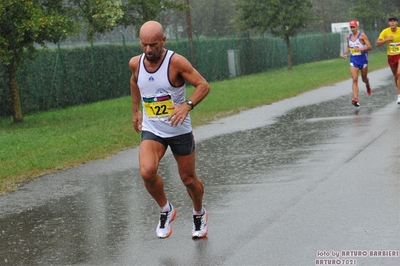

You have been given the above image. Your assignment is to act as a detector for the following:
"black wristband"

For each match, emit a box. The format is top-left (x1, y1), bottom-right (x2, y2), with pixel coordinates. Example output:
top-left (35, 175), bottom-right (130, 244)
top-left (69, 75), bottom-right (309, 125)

top-left (185, 100), bottom-right (194, 110)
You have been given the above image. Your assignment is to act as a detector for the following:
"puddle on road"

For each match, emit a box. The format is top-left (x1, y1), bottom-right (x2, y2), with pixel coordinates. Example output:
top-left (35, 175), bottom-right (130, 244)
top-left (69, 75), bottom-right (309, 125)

top-left (194, 85), bottom-right (395, 186)
top-left (0, 84), bottom-right (396, 265)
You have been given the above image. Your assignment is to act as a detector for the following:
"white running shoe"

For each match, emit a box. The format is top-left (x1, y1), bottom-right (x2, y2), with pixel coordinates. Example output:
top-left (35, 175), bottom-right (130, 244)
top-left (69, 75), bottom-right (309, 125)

top-left (156, 204), bottom-right (177, 238)
top-left (192, 209), bottom-right (208, 239)
top-left (397, 95), bottom-right (400, 104)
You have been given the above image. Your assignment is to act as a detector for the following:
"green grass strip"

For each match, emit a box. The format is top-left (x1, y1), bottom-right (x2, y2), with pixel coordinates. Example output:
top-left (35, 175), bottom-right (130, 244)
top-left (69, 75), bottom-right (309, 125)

top-left (0, 52), bottom-right (389, 194)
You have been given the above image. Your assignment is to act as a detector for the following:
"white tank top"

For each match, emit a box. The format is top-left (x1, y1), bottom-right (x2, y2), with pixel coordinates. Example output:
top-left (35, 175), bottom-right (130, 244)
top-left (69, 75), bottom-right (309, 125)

top-left (349, 32), bottom-right (367, 56)
top-left (137, 50), bottom-right (192, 138)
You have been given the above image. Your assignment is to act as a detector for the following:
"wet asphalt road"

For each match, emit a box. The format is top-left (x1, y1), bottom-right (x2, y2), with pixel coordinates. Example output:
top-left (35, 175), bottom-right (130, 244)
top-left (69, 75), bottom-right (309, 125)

top-left (0, 68), bottom-right (399, 266)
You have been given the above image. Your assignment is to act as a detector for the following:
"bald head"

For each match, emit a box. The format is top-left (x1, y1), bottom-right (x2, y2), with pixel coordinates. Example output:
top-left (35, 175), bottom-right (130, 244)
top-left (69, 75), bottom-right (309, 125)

top-left (140, 21), bottom-right (164, 40)
top-left (139, 21), bottom-right (166, 62)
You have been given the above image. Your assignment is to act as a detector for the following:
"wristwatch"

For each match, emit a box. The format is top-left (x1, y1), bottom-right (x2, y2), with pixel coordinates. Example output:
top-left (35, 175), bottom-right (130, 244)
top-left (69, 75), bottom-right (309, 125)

top-left (185, 99), bottom-right (194, 110)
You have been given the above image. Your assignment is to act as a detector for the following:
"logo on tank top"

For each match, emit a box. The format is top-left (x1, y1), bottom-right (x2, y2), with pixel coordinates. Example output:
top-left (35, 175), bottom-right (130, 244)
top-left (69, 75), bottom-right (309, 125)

top-left (155, 88), bottom-right (168, 94)
top-left (149, 76), bottom-right (154, 81)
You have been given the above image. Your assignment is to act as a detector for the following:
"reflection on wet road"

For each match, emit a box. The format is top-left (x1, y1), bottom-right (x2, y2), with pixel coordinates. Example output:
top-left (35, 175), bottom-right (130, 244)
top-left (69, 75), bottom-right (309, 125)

top-left (0, 74), bottom-right (399, 265)
top-left (196, 86), bottom-right (392, 186)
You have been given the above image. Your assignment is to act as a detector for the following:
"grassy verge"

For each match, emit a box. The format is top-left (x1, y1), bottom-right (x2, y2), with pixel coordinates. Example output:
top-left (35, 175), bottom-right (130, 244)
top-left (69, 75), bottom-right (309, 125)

top-left (0, 52), bottom-right (388, 194)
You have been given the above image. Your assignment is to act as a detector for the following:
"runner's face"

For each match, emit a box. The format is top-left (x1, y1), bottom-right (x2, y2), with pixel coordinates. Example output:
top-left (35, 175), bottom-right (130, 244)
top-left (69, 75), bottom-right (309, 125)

top-left (388, 19), bottom-right (398, 29)
top-left (140, 36), bottom-right (165, 62)
top-left (350, 25), bottom-right (357, 33)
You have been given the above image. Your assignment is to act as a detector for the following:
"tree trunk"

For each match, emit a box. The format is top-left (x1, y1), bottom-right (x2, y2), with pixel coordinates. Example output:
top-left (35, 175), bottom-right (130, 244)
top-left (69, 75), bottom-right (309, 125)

top-left (185, 0), bottom-right (196, 66)
top-left (320, 0), bottom-right (328, 58)
top-left (320, 0), bottom-right (327, 36)
top-left (8, 60), bottom-right (23, 123)
top-left (285, 35), bottom-right (292, 70)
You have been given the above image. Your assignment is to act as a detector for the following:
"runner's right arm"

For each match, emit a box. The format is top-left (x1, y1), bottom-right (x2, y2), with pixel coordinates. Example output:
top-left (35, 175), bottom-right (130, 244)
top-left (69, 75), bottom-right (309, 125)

top-left (129, 56), bottom-right (143, 133)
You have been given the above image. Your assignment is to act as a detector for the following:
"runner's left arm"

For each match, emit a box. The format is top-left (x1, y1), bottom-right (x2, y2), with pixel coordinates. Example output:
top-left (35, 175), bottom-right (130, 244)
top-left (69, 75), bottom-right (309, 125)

top-left (167, 54), bottom-right (210, 126)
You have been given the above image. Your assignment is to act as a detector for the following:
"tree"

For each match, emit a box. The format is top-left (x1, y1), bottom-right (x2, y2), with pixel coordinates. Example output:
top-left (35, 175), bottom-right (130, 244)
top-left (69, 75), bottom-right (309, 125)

top-left (348, 0), bottom-right (385, 31)
top-left (0, 0), bottom-right (126, 122)
top-left (66, 0), bottom-right (124, 95)
top-left (0, 0), bottom-right (75, 122)
top-left (119, 0), bottom-right (185, 33)
top-left (68, 0), bottom-right (124, 42)
top-left (307, 0), bottom-right (352, 33)
top-left (234, 0), bottom-right (313, 70)
top-left (190, 0), bottom-right (236, 36)
top-left (379, 0), bottom-right (400, 19)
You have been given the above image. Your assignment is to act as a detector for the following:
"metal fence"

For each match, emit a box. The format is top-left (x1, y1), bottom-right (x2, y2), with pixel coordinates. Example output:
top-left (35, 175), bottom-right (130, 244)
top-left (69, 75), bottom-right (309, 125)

top-left (1, 31), bottom-right (377, 117)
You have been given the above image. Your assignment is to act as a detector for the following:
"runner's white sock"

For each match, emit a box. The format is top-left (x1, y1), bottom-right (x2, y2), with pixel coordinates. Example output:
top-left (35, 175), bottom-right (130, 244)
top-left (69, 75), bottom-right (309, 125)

top-left (160, 202), bottom-right (170, 212)
top-left (193, 207), bottom-right (205, 216)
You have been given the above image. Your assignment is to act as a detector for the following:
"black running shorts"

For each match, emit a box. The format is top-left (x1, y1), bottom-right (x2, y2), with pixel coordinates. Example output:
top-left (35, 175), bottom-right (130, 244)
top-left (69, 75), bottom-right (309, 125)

top-left (141, 131), bottom-right (195, 156)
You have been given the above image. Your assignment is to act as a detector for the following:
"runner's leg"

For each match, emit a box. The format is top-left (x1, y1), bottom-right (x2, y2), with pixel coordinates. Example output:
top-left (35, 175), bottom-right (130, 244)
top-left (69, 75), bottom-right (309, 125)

top-left (174, 152), bottom-right (204, 212)
top-left (395, 60), bottom-right (400, 95)
top-left (139, 140), bottom-right (168, 207)
top-left (350, 65), bottom-right (359, 99)
top-left (361, 66), bottom-right (370, 88)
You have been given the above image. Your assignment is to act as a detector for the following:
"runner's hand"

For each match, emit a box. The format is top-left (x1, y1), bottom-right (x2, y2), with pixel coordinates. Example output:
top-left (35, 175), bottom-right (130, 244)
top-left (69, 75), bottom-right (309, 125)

top-left (133, 111), bottom-right (143, 133)
top-left (167, 103), bottom-right (191, 126)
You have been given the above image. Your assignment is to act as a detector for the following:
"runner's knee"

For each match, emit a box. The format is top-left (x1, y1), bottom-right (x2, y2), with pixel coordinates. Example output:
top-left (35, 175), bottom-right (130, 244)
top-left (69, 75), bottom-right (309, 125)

top-left (140, 165), bottom-right (158, 181)
top-left (181, 174), bottom-right (197, 188)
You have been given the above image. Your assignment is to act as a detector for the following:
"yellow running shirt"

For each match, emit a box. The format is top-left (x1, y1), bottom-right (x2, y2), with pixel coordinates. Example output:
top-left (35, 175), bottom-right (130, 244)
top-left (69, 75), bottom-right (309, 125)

top-left (378, 27), bottom-right (400, 55)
